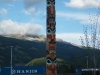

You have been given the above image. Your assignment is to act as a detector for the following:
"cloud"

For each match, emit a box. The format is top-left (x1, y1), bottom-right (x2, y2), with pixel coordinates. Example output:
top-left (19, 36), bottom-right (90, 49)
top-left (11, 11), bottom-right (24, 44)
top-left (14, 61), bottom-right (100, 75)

top-left (23, 7), bottom-right (37, 15)
top-left (0, 0), bottom-right (16, 4)
top-left (64, 0), bottom-right (100, 9)
top-left (0, 8), bottom-right (8, 15)
top-left (57, 11), bottom-right (100, 25)
top-left (0, 19), bottom-right (44, 35)
top-left (57, 33), bottom-right (83, 45)
top-left (57, 32), bottom-right (98, 46)
top-left (57, 11), bottom-right (89, 24)
top-left (23, 0), bottom-right (45, 9)
top-left (8, 4), bottom-right (14, 6)
top-left (23, 0), bottom-right (45, 15)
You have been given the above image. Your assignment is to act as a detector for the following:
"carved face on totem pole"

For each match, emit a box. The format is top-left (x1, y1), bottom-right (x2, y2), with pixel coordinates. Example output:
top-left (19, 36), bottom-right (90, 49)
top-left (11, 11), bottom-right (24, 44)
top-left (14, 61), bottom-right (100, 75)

top-left (46, 0), bottom-right (57, 75)
top-left (46, 57), bottom-right (57, 75)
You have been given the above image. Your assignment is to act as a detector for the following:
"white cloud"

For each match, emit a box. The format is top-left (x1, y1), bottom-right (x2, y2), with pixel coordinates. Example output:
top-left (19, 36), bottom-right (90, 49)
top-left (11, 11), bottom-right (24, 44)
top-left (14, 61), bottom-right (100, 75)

top-left (8, 4), bottom-right (14, 6)
top-left (64, 0), bottom-right (100, 9)
top-left (57, 33), bottom-right (83, 45)
top-left (0, 8), bottom-right (8, 15)
top-left (0, 0), bottom-right (16, 4)
top-left (57, 11), bottom-right (100, 25)
top-left (0, 19), bottom-right (44, 35)
top-left (23, 0), bottom-right (45, 15)
top-left (57, 11), bottom-right (89, 24)
top-left (57, 32), bottom-right (98, 46)
top-left (23, 7), bottom-right (36, 15)
top-left (23, 0), bottom-right (45, 8)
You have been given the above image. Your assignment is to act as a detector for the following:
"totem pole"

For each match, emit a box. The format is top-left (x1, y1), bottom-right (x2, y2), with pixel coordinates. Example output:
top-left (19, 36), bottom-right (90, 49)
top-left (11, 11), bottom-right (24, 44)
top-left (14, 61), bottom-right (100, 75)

top-left (46, 0), bottom-right (57, 75)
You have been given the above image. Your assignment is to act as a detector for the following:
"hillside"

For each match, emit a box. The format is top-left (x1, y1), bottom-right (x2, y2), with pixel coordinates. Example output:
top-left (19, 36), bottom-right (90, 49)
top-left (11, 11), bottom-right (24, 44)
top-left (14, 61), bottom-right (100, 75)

top-left (25, 57), bottom-right (74, 73)
top-left (0, 34), bottom-right (100, 68)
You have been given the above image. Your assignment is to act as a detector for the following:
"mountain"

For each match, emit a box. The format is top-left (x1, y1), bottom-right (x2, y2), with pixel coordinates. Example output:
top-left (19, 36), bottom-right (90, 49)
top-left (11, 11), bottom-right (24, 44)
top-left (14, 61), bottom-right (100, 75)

top-left (0, 34), bottom-right (100, 68)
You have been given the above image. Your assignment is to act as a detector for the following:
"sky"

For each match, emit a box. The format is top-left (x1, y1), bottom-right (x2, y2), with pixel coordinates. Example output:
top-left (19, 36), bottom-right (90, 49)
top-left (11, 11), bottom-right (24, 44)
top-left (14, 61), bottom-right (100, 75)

top-left (0, 0), bottom-right (100, 45)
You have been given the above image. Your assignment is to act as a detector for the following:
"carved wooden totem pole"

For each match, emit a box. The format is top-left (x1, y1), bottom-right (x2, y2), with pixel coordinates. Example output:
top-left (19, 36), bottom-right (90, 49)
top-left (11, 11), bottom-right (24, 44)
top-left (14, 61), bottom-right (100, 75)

top-left (46, 0), bottom-right (57, 75)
